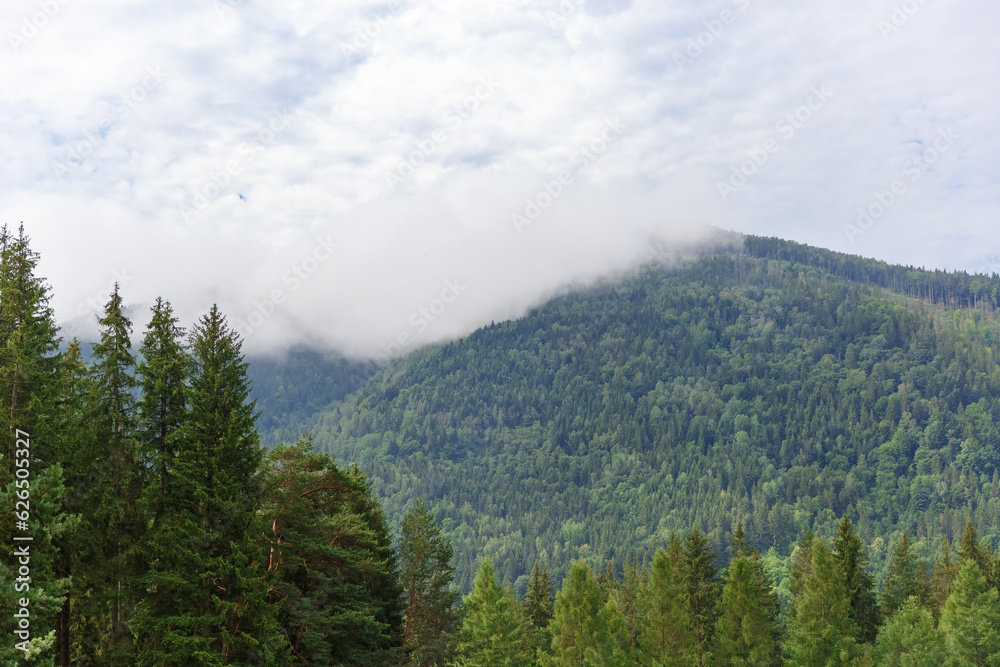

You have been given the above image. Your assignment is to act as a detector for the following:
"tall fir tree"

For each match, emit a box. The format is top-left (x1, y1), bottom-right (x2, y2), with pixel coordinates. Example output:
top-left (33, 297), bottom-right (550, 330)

top-left (957, 519), bottom-right (994, 586)
top-left (548, 560), bottom-right (628, 667)
top-left (184, 304), bottom-right (283, 664)
top-left (784, 538), bottom-right (863, 667)
top-left (831, 517), bottom-right (879, 644)
top-left (524, 562), bottom-right (554, 656)
top-left (0, 224), bottom-right (71, 662)
top-left (77, 283), bottom-right (144, 665)
top-left (929, 538), bottom-right (958, 623)
top-left (455, 559), bottom-right (530, 667)
top-left (881, 532), bottom-right (926, 620)
top-left (680, 529), bottom-right (721, 666)
top-left (713, 524), bottom-right (779, 666)
top-left (939, 560), bottom-right (1000, 667)
top-left (398, 499), bottom-right (460, 667)
top-left (639, 546), bottom-right (694, 666)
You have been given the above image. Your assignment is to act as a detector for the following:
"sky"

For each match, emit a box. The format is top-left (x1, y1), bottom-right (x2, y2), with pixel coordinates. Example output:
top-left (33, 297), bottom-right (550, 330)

top-left (1, 0), bottom-right (997, 359)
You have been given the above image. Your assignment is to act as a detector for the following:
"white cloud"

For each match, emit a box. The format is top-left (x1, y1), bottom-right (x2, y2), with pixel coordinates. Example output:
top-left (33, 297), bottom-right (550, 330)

top-left (1, 0), bottom-right (997, 354)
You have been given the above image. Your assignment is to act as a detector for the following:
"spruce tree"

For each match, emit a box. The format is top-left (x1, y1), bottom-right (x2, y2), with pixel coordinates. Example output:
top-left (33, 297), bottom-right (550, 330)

top-left (185, 304), bottom-right (283, 664)
top-left (881, 532), bottom-right (925, 620)
top-left (639, 547), bottom-right (694, 666)
top-left (939, 560), bottom-right (1000, 666)
top-left (831, 517), bottom-right (879, 643)
top-left (930, 538), bottom-right (958, 623)
top-left (0, 224), bottom-right (71, 662)
top-left (524, 562), bottom-right (554, 655)
top-left (548, 560), bottom-right (628, 667)
top-left (399, 499), bottom-right (460, 667)
top-left (874, 598), bottom-right (945, 667)
top-left (784, 538), bottom-right (862, 666)
top-left (957, 519), bottom-right (994, 585)
top-left (455, 559), bottom-right (530, 667)
top-left (78, 283), bottom-right (144, 665)
top-left (714, 524), bottom-right (779, 666)
top-left (680, 529), bottom-right (721, 666)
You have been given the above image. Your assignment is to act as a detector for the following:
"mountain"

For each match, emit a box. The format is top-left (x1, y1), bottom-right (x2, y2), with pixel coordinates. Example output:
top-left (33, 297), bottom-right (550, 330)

top-left (252, 236), bottom-right (1000, 594)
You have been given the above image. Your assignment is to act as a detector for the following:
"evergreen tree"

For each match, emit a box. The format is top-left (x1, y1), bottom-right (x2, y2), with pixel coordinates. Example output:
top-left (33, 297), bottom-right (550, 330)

top-left (259, 438), bottom-right (400, 665)
top-left (613, 560), bottom-right (642, 662)
top-left (873, 597), bottom-right (945, 667)
top-left (714, 525), bottom-right (779, 666)
top-left (930, 538), bottom-right (958, 623)
top-left (881, 533), bottom-right (925, 620)
top-left (939, 560), bottom-right (1000, 667)
top-left (455, 559), bottom-right (530, 667)
top-left (681, 529), bottom-right (721, 666)
top-left (186, 305), bottom-right (282, 664)
top-left (399, 499), bottom-right (460, 667)
top-left (548, 560), bottom-right (628, 667)
top-left (639, 547), bottom-right (694, 666)
top-left (525, 563), bottom-right (554, 655)
top-left (77, 283), bottom-right (144, 664)
top-left (957, 519), bottom-right (994, 586)
top-left (784, 538), bottom-right (862, 666)
top-left (831, 517), bottom-right (879, 644)
top-left (0, 224), bottom-right (68, 662)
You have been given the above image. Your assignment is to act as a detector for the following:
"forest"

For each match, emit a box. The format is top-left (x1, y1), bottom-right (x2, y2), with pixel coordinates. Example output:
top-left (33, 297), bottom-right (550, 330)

top-left (4, 221), bottom-right (1000, 665)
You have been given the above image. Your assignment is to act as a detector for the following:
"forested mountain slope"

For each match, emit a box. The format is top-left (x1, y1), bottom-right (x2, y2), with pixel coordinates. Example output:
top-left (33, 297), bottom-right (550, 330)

top-left (272, 237), bottom-right (1000, 593)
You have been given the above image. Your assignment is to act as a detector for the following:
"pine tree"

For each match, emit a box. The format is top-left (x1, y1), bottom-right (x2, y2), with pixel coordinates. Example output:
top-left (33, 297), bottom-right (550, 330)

top-left (259, 438), bottom-right (401, 665)
top-left (714, 524), bottom-right (779, 666)
top-left (874, 597), bottom-right (945, 667)
top-left (939, 560), bottom-right (1000, 666)
top-left (680, 529), bottom-right (721, 666)
top-left (881, 532), bottom-right (926, 619)
top-left (399, 499), bottom-right (460, 667)
top-left (455, 559), bottom-right (530, 667)
top-left (525, 562), bottom-right (554, 655)
top-left (613, 560), bottom-right (642, 662)
top-left (831, 517), bottom-right (879, 643)
top-left (784, 538), bottom-right (862, 666)
top-left (639, 546), bottom-right (694, 666)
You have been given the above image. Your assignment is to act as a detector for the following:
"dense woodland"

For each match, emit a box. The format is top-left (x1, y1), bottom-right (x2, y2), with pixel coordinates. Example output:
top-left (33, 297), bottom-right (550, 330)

top-left (4, 222), bottom-right (1000, 664)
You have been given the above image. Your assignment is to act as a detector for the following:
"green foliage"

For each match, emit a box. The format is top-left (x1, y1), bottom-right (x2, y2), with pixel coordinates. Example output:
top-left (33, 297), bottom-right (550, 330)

top-left (939, 560), bottom-right (1000, 667)
top-left (548, 560), bottom-right (629, 667)
top-left (399, 499), bottom-right (460, 667)
top-left (455, 559), bottom-right (530, 667)
top-left (639, 546), bottom-right (695, 666)
top-left (784, 538), bottom-right (862, 666)
top-left (874, 598), bottom-right (945, 667)
top-left (260, 438), bottom-right (401, 665)
top-left (525, 562), bottom-right (555, 655)
top-left (881, 533), bottom-right (926, 620)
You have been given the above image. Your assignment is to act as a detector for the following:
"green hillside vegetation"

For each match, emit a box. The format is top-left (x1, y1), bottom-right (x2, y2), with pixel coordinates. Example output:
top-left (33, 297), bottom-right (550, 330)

top-left (295, 236), bottom-right (1000, 594)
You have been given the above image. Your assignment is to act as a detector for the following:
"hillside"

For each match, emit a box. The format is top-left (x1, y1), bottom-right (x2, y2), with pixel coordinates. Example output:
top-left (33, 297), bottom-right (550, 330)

top-left (257, 237), bottom-right (1000, 593)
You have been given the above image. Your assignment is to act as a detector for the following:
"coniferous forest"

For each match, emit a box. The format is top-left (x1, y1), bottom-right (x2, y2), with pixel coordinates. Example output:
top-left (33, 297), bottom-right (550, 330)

top-left (6, 222), bottom-right (1000, 665)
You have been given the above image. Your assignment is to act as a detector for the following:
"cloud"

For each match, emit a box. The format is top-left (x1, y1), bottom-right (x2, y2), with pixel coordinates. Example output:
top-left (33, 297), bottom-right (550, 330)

top-left (1, 0), bottom-right (997, 355)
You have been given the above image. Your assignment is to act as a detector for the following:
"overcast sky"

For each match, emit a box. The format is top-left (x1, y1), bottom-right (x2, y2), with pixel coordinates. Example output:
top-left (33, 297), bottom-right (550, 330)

top-left (2, 0), bottom-right (997, 358)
